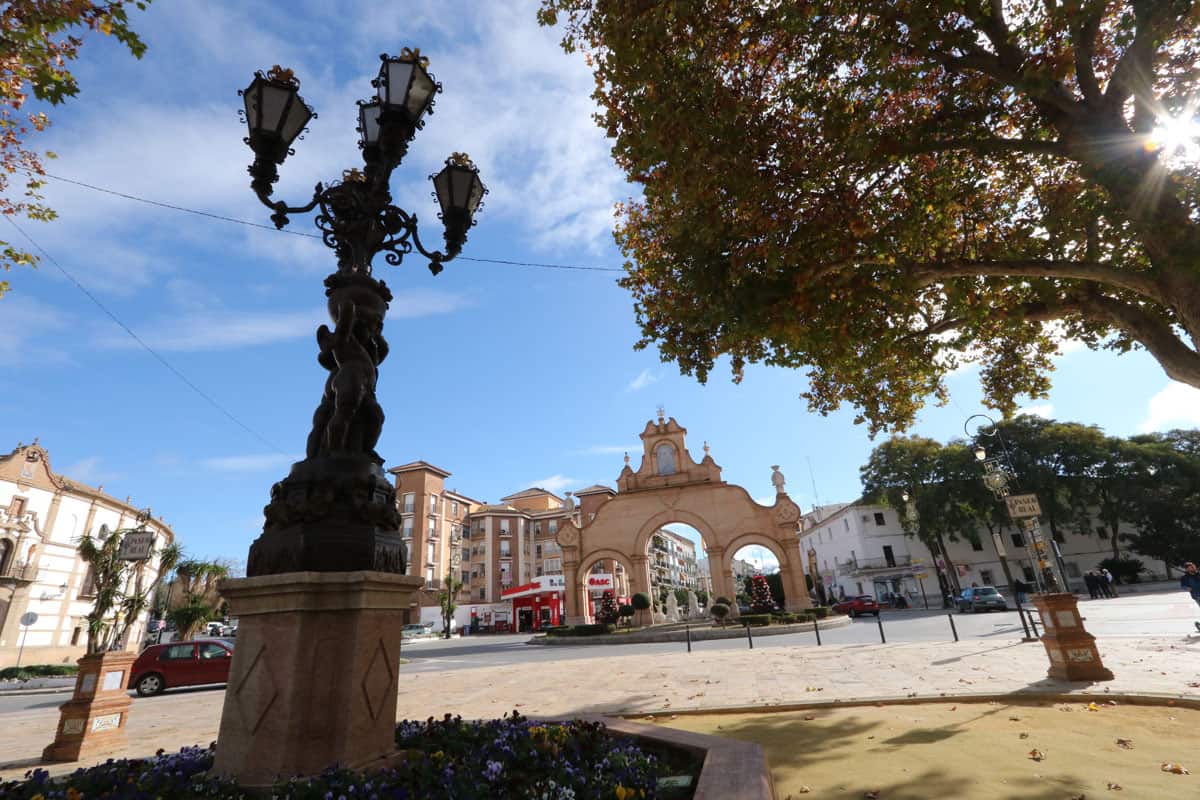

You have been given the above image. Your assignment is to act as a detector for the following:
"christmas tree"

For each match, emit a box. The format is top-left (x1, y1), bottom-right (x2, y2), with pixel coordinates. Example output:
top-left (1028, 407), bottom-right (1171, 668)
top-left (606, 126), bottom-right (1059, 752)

top-left (750, 574), bottom-right (775, 613)
top-left (596, 589), bottom-right (619, 624)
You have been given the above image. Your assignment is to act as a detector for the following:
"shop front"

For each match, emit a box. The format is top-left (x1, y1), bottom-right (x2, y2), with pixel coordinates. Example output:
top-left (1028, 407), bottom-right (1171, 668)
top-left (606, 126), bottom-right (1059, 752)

top-left (500, 575), bottom-right (566, 632)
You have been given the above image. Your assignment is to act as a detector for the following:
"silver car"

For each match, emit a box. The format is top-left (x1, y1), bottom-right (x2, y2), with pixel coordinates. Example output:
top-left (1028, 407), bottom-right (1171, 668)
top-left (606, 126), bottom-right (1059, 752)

top-left (957, 586), bottom-right (1008, 613)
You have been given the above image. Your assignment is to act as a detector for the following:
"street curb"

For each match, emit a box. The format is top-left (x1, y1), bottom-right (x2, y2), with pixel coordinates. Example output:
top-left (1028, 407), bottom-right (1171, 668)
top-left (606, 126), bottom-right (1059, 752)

top-left (530, 615), bottom-right (853, 646)
top-left (620, 690), bottom-right (1200, 720)
top-left (0, 686), bottom-right (74, 697)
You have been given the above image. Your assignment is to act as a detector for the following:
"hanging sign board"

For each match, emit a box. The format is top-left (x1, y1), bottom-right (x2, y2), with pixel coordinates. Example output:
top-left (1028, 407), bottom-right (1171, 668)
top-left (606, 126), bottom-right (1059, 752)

top-left (118, 530), bottom-right (156, 561)
top-left (1004, 494), bottom-right (1042, 519)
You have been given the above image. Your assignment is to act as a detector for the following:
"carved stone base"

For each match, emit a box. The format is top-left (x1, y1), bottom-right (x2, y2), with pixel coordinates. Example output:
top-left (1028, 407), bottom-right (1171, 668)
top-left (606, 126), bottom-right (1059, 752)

top-left (42, 651), bottom-right (136, 762)
top-left (1032, 592), bottom-right (1115, 682)
top-left (211, 571), bottom-right (424, 786)
top-left (249, 457), bottom-right (405, 576)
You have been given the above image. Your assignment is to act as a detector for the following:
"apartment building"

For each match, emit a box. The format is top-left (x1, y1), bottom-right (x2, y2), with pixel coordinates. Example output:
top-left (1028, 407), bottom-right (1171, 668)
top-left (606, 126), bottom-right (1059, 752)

top-left (649, 528), bottom-right (699, 594)
top-left (387, 461), bottom-right (479, 603)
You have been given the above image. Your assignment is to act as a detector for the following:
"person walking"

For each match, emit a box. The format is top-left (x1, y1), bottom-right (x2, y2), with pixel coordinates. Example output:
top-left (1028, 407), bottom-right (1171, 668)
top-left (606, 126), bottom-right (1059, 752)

top-left (1180, 562), bottom-right (1200, 634)
top-left (1084, 571), bottom-right (1099, 600)
top-left (1012, 578), bottom-right (1029, 606)
top-left (1102, 567), bottom-right (1119, 598)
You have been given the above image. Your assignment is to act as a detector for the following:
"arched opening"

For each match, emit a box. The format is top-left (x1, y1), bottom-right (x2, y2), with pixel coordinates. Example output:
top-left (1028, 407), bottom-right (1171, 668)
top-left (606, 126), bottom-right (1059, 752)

top-left (730, 543), bottom-right (785, 612)
top-left (578, 550), bottom-right (635, 624)
top-left (646, 523), bottom-right (709, 621)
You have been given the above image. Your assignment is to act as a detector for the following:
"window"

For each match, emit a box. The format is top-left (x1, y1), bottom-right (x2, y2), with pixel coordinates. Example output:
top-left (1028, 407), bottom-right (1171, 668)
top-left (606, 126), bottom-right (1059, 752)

top-left (882, 545), bottom-right (895, 567)
top-left (1066, 562), bottom-right (1081, 578)
top-left (873, 512), bottom-right (886, 526)
top-left (1011, 533), bottom-right (1025, 548)
top-left (970, 538), bottom-right (984, 552)
top-left (429, 518), bottom-right (437, 537)
top-left (535, 544), bottom-right (543, 559)
top-left (1021, 565), bottom-right (1036, 582)
top-left (426, 542), bottom-right (435, 564)
top-left (430, 494), bottom-right (439, 513)
top-left (478, 588), bottom-right (486, 600)
top-left (451, 501), bottom-right (459, 517)
top-left (655, 443), bottom-right (677, 475)
top-left (979, 570), bottom-right (994, 586)
top-left (543, 558), bottom-right (562, 573)
top-left (426, 566), bottom-right (434, 584)
top-left (461, 548), bottom-right (469, 563)
top-left (402, 493), bottom-right (415, 513)
top-left (500, 520), bottom-right (511, 536)
top-left (549, 520), bottom-right (558, 535)
top-left (200, 643), bottom-right (230, 660)
top-left (500, 541), bottom-right (511, 558)
top-left (843, 519), bottom-right (849, 531)
top-left (162, 644), bottom-right (195, 661)
top-left (402, 518), bottom-right (413, 539)
top-left (8, 497), bottom-right (26, 517)
top-left (78, 566), bottom-right (96, 598)
top-left (533, 522), bottom-right (541, 536)
top-left (461, 569), bottom-right (470, 584)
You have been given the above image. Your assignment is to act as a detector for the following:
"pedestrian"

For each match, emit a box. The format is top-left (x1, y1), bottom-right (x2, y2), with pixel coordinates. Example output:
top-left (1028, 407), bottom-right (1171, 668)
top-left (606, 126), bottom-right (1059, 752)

top-left (1093, 569), bottom-right (1112, 599)
top-left (1102, 567), bottom-right (1119, 598)
top-left (1180, 563), bottom-right (1200, 634)
top-left (1013, 578), bottom-right (1029, 606)
top-left (1084, 571), bottom-right (1099, 599)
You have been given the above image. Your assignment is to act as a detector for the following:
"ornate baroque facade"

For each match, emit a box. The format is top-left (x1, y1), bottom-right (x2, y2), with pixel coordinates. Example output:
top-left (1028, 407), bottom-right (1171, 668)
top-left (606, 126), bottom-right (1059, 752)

top-left (0, 442), bottom-right (176, 668)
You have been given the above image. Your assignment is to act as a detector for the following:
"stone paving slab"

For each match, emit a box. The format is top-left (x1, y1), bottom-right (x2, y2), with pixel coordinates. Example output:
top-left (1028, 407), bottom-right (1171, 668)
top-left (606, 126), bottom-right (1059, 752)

top-left (2, 635), bottom-right (1198, 780)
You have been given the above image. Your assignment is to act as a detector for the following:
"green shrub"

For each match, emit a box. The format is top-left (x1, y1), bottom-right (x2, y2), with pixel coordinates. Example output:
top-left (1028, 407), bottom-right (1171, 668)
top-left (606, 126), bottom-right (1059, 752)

top-left (545, 625), bottom-right (574, 637)
top-left (631, 592), bottom-right (652, 611)
top-left (715, 596), bottom-right (733, 607)
top-left (572, 623), bottom-right (615, 636)
top-left (1099, 556), bottom-right (1144, 584)
top-left (0, 664), bottom-right (78, 681)
top-left (810, 606), bottom-right (830, 619)
top-left (710, 603), bottom-right (730, 626)
top-left (739, 614), bottom-right (771, 627)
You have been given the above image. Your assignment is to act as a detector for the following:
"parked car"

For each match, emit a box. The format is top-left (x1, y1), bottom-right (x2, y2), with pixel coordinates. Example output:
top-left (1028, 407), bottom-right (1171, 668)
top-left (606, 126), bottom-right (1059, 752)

top-left (957, 586), bottom-right (1009, 613)
top-left (401, 623), bottom-right (434, 639)
top-left (831, 595), bottom-right (881, 617)
top-left (128, 639), bottom-right (234, 696)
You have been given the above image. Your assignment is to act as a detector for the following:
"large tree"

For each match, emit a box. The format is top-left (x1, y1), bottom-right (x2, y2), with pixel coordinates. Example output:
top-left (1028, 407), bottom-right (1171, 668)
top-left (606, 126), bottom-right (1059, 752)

top-left (541, 1), bottom-right (1200, 433)
top-left (1, 1), bottom-right (152, 294)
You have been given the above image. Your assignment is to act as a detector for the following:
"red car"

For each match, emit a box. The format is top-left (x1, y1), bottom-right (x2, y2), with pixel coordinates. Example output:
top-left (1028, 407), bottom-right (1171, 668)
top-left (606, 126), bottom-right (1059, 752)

top-left (128, 639), bottom-right (234, 696)
top-left (831, 595), bottom-right (881, 618)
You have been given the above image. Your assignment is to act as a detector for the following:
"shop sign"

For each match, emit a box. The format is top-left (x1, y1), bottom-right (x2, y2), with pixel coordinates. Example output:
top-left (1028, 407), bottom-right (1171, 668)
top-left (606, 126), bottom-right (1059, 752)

top-left (586, 574), bottom-right (613, 590)
top-left (1004, 493), bottom-right (1042, 519)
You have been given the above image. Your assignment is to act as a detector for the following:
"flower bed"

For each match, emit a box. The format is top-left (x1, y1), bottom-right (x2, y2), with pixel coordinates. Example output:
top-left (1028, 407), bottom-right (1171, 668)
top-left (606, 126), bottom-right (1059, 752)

top-left (1, 713), bottom-right (684, 799)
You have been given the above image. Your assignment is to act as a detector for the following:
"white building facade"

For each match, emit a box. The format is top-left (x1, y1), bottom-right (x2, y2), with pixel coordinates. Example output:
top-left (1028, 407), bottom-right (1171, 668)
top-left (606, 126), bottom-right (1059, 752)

top-left (799, 500), bottom-right (1131, 608)
top-left (0, 442), bottom-right (176, 668)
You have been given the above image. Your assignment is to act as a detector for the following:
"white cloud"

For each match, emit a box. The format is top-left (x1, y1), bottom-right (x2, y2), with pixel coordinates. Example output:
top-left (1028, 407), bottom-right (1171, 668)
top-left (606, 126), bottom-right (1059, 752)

top-left (529, 474), bottom-right (578, 493)
top-left (202, 454), bottom-right (295, 472)
top-left (1017, 403), bottom-right (1055, 419)
top-left (0, 295), bottom-right (74, 366)
top-left (577, 444), bottom-right (636, 456)
top-left (59, 456), bottom-right (113, 485)
top-left (1140, 382), bottom-right (1200, 432)
top-left (626, 369), bottom-right (659, 392)
top-left (733, 545), bottom-right (780, 574)
top-left (753, 495), bottom-right (776, 507)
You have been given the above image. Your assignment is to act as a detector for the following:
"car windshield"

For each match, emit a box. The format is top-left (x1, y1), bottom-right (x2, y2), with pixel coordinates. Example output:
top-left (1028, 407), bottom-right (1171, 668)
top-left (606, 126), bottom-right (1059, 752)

top-left (977, 587), bottom-right (1000, 595)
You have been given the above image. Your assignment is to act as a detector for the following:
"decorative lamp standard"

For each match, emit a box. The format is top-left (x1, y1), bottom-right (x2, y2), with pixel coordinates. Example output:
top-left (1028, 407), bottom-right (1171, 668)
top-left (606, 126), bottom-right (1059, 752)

top-left (214, 51), bottom-right (486, 785)
top-left (965, 415), bottom-right (1113, 681)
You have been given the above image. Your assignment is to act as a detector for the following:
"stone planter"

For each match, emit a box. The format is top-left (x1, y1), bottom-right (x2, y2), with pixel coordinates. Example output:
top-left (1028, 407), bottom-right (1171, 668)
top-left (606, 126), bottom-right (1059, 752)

top-left (42, 650), bottom-right (136, 762)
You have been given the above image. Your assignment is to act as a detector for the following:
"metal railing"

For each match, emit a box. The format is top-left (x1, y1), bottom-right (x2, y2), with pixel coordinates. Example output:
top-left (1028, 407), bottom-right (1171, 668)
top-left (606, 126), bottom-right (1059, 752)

top-left (0, 560), bottom-right (36, 581)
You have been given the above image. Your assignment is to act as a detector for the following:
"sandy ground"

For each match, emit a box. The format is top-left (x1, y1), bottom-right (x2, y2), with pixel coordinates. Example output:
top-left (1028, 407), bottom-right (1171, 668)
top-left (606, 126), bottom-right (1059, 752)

top-left (658, 701), bottom-right (1200, 799)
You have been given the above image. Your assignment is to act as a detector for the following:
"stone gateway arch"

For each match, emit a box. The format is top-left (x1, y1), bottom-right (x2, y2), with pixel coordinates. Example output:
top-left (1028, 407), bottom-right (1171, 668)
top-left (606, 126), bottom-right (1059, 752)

top-left (556, 413), bottom-right (811, 624)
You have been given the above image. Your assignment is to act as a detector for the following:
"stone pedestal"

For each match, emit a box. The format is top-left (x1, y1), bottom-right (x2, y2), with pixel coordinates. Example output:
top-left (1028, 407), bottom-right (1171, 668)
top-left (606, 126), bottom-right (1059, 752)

top-left (1032, 592), bottom-right (1114, 682)
top-left (43, 650), bottom-right (136, 762)
top-left (211, 571), bottom-right (424, 786)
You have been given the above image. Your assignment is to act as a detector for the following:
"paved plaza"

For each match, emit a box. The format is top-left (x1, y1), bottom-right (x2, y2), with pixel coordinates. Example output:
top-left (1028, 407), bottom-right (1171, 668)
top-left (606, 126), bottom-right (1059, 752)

top-left (2, 591), bottom-right (1198, 779)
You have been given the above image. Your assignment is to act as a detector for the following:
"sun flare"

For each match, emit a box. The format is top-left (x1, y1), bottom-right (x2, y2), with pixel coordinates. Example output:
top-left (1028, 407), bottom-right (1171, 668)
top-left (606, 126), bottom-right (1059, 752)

top-left (1146, 112), bottom-right (1200, 165)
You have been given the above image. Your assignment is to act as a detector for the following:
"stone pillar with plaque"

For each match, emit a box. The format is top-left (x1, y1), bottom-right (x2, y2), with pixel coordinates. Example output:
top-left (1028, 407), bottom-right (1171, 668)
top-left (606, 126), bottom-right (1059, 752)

top-left (1031, 593), bottom-right (1114, 682)
top-left (42, 650), bottom-right (137, 762)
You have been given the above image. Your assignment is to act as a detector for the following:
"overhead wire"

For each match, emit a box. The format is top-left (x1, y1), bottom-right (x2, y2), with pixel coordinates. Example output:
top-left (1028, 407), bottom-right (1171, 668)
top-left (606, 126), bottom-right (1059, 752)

top-left (3, 214), bottom-right (287, 456)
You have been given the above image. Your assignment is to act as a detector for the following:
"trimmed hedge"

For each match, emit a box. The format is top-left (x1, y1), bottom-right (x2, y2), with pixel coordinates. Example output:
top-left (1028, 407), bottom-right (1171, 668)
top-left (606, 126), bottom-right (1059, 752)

top-left (545, 625), bottom-right (573, 637)
top-left (739, 614), bottom-right (771, 627)
top-left (631, 592), bottom-right (652, 611)
top-left (810, 606), bottom-right (830, 619)
top-left (546, 623), bottom-right (615, 637)
top-left (0, 664), bottom-right (78, 681)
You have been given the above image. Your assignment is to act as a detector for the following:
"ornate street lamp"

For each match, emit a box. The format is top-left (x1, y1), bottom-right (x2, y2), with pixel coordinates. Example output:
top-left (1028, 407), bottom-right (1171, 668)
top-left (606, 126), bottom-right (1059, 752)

top-left (236, 53), bottom-right (485, 578)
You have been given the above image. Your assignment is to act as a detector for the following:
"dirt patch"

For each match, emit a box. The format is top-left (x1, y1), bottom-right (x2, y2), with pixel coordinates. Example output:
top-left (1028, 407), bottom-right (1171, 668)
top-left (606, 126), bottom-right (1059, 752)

top-left (656, 700), bottom-right (1199, 799)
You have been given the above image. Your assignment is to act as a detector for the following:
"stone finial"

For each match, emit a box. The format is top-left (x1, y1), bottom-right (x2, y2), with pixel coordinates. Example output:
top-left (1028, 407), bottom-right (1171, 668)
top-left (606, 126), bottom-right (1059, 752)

top-left (703, 441), bottom-right (710, 456)
top-left (656, 404), bottom-right (665, 423)
top-left (623, 451), bottom-right (630, 466)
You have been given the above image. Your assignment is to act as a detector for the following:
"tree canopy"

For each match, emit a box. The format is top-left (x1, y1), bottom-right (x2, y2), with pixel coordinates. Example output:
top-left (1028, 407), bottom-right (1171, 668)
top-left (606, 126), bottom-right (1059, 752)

top-left (540, 1), bottom-right (1200, 434)
top-left (1, 1), bottom-right (152, 294)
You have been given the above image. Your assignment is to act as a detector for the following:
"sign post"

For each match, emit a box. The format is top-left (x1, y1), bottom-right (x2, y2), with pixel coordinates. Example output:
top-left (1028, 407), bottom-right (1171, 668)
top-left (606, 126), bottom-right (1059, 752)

top-left (16, 611), bottom-right (37, 668)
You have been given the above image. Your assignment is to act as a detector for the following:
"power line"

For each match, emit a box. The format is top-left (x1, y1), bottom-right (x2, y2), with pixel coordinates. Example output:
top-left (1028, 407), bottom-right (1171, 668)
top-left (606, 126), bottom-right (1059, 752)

top-left (3, 215), bottom-right (286, 455)
top-left (35, 171), bottom-right (625, 273)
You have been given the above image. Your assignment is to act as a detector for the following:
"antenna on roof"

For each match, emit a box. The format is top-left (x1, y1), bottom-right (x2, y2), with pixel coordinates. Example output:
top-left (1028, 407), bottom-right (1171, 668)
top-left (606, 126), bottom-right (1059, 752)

top-left (807, 456), bottom-right (821, 511)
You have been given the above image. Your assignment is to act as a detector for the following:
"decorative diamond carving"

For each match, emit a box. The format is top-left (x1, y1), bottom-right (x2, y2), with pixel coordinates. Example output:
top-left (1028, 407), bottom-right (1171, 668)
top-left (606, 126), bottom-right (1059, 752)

top-left (234, 643), bottom-right (278, 734)
top-left (360, 638), bottom-right (394, 721)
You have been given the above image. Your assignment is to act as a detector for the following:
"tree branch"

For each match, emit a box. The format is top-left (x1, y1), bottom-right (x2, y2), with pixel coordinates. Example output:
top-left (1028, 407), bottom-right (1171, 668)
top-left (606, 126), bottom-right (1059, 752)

top-left (1070, 1), bottom-right (1105, 103)
top-left (891, 136), bottom-right (1066, 157)
top-left (1080, 293), bottom-right (1200, 386)
top-left (912, 258), bottom-right (1165, 302)
top-left (1104, 1), bottom-right (1182, 116)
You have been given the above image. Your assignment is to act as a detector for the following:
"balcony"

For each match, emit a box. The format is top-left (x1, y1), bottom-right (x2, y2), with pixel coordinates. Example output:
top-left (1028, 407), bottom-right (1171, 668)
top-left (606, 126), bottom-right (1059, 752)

top-left (835, 555), bottom-right (914, 574)
top-left (0, 561), bottom-right (36, 582)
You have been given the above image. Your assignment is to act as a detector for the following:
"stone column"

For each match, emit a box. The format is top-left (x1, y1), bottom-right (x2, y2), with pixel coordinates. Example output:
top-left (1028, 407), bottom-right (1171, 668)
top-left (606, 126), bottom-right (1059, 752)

top-left (630, 554), bottom-right (653, 627)
top-left (562, 560), bottom-right (587, 625)
top-left (211, 571), bottom-right (423, 786)
top-left (43, 650), bottom-right (136, 762)
top-left (780, 556), bottom-right (813, 612)
top-left (1031, 593), bottom-right (1114, 681)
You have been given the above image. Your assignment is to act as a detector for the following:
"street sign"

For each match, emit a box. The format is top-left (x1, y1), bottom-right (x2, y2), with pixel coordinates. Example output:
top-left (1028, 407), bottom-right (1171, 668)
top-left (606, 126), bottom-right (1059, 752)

top-left (1004, 493), bottom-right (1042, 519)
top-left (992, 532), bottom-right (1008, 558)
top-left (19, 611), bottom-right (37, 627)
top-left (914, 572), bottom-right (929, 580)
top-left (118, 530), bottom-right (156, 561)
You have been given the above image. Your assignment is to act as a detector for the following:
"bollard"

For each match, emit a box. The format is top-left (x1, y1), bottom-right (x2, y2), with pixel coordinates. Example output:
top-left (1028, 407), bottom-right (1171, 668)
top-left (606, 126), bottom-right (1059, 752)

top-left (1016, 603), bottom-right (1033, 640)
top-left (745, 621), bottom-right (754, 649)
top-left (948, 613), bottom-right (959, 642)
top-left (1026, 608), bottom-right (1040, 638)
top-left (686, 624), bottom-right (692, 653)
top-left (814, 618), bottom-right (822, 646)
top-left (876, 614), bottom-right (886, 644)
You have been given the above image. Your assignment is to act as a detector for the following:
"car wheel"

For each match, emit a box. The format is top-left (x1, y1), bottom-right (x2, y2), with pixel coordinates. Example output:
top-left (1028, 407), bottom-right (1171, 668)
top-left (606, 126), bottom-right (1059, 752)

top-left (136, 673), bottom-right (165, 697)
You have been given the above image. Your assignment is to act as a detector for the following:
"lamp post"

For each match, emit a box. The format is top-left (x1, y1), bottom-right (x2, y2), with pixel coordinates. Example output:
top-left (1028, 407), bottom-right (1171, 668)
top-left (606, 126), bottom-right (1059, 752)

top-left (901, 490), bottom-right (958, 605)
top-left (213, 51), bottom-right (485, 785)
top-left (965, 415), bottom-right (1113, 681)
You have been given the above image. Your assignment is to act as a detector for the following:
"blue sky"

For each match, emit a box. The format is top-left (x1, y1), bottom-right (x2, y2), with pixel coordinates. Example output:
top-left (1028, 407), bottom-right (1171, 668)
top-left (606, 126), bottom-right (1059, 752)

top-left (4, 1), bottom-right (1199, 570)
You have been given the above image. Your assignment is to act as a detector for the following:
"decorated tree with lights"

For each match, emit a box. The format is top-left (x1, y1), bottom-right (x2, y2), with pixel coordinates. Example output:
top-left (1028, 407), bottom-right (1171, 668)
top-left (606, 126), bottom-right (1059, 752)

top-left (595, 589), bottom-right (619, 624)
top-left (749, 574), bottom-right (775, 614)
top-left (541, 1), bottom-right (1200, 434)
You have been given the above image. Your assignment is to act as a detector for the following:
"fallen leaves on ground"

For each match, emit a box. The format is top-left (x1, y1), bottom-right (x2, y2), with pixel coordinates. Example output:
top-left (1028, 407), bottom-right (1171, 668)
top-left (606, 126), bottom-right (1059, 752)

top-left (1019, 732), bottom-right (1029, 739)
top-left (1107, 782), bottom-right (1123, 791)
top-left (1161, 762), bottom-right (1189, 774)
top-left (1088, 702), bottom-right (1101, 712)
top-left (1115, 738), bottom-right (1133, 749)
top-left (1028, 749), bottom-right (1046, 761)
top-left (864, 791), bottom-right (880, 799)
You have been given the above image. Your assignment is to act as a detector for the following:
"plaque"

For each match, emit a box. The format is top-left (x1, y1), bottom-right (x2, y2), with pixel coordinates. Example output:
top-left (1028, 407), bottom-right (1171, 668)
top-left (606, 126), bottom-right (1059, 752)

top-left (1055, 611), bottom-right (1077, 628)
top-left (91, 713), bottom-right (121, 732)
top-left (62, 718), bottom-right (85, 735)
top-left (1067, 648), bottom-right (1095, 663)
top-left (102, 670), bottom-right (125, 691)
top-left (79, 674), bottom-right (97, 695)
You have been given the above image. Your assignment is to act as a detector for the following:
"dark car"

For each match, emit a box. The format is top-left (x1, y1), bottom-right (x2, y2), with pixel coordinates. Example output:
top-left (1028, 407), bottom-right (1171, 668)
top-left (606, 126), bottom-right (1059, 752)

top-left (128, 639), bottom-right (234, 696)
top-left (831, 595), bottom-right (881, 617)
top-left (957, 586), bottom-right (1008, 613)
